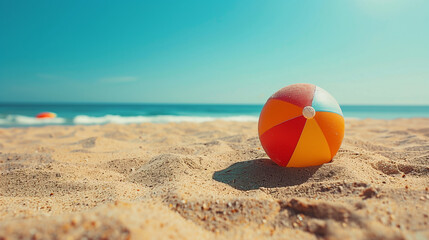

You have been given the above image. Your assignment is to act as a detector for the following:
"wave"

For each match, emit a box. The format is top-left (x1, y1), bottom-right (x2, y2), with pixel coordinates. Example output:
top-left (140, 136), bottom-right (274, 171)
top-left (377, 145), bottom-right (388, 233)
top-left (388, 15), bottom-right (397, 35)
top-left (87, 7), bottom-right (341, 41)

top-left (73, 115), bottom-right (258, 124)
top-left (0, 115), bottom-right (66, 126)
top-left (0, 114), bottom-right (258, 126)
top-left (0, 114), bottom-right (365, 127)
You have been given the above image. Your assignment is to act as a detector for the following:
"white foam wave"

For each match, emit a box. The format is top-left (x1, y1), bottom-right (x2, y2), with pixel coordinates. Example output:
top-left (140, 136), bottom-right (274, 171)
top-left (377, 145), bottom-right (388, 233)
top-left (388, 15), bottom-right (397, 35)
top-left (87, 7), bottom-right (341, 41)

top-left (73, 114), bottom-right (258, 124)
top-left (0, 114), bottom-right (258, 126)
top-left (0, 115), bottom-right (66, 125)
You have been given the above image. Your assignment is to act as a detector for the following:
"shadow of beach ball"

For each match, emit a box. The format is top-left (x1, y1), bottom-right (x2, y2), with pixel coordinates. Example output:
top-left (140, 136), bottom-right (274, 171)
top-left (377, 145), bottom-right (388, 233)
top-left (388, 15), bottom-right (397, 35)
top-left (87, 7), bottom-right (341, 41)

top-left (258, 83), bottom-right (344, 167)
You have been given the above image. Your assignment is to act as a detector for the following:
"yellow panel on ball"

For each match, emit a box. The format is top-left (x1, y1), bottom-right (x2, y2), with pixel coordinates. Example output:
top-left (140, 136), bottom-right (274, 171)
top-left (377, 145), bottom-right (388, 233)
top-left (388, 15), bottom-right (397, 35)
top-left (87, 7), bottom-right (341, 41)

top-left (286, 119), bottom-right (332, 167)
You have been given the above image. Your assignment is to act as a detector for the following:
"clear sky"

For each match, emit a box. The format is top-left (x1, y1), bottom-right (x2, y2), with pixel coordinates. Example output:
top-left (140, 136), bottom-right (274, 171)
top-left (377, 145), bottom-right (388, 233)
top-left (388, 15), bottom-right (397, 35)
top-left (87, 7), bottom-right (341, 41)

top-left (0, 0), bottom-right (428, 105)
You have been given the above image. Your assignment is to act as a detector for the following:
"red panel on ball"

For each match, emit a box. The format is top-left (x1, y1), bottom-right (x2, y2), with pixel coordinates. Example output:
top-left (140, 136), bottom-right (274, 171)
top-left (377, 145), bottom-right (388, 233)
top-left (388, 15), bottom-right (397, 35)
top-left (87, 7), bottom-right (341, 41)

top-left (259, 116), bottom-right (307, 167)
top-left (270, 83), bottom-right (316, 108)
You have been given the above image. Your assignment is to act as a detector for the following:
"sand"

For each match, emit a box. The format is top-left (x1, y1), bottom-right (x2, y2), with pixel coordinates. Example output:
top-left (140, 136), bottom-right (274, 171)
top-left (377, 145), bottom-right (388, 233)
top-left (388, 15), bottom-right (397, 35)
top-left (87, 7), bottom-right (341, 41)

top-left (0, 119), bottom-right (428, 240)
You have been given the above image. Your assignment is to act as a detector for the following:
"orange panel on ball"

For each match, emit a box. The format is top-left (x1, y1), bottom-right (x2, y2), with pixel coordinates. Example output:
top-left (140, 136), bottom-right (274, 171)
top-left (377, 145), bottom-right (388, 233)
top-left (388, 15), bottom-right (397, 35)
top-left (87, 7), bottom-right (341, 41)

top-left (314, 112), bottom-right (344, 159)
top-left (258, 98), bottom-right (303, 136)
top-left (287, 119), bottom-right (332, 167)
top-left (259, 116), bottom-right (306, 167)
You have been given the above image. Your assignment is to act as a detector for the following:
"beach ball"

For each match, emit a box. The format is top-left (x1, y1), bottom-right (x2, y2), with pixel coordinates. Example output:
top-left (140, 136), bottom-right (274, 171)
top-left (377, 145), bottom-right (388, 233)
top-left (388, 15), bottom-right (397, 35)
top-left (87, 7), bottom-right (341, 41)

top-left (36, 112), bottom-right (57, 119)
top-left (258, 83), bottom-right (344, 167)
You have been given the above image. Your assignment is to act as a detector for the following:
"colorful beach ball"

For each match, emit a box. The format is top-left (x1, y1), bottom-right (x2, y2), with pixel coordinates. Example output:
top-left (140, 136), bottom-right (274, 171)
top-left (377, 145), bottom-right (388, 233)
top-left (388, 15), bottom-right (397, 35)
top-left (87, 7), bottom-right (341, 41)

top-left (36, 112), bottom-right (57, 119)
top-left (258, 83), bottom-right (344, 167)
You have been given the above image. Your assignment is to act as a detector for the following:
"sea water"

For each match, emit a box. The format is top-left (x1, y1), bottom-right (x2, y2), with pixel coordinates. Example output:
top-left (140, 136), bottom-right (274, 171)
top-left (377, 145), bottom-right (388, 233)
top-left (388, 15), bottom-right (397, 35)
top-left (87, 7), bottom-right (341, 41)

top-left (0, 103), bottom-right (428, 127)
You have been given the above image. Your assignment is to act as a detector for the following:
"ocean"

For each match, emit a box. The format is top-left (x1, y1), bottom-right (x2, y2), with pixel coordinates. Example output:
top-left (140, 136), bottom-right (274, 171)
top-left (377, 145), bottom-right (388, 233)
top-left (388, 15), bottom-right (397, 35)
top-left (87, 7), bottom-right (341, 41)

top-left (0, 103), bottom-right (428, 128)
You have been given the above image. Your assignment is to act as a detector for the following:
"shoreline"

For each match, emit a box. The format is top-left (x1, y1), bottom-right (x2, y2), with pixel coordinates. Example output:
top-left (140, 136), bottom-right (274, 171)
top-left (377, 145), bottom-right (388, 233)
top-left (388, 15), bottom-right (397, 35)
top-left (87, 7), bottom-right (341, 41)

top-left (1, 116), bottom-right (428, 129)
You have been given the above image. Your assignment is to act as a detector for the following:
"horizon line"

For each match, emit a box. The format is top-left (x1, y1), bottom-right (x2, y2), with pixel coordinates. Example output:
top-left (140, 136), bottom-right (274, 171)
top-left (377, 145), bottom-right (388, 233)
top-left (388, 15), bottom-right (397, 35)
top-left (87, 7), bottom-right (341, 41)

top-left (1, 102), bottom-right (429, 107)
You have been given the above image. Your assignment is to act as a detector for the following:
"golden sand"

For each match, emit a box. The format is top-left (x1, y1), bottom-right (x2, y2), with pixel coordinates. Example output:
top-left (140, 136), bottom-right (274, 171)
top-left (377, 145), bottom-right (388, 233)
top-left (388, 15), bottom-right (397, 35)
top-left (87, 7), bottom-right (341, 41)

top-left (0, 119), bottom-right (428, 239)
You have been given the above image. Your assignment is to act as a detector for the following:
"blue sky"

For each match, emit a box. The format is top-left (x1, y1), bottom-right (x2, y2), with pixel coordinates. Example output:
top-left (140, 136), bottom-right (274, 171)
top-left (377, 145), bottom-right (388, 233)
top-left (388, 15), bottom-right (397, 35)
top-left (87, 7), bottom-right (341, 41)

top-left (0, 0), bottom-right (428, 105)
